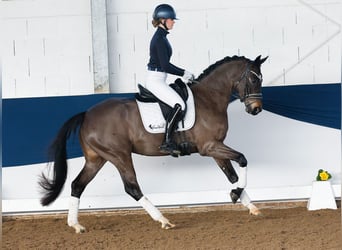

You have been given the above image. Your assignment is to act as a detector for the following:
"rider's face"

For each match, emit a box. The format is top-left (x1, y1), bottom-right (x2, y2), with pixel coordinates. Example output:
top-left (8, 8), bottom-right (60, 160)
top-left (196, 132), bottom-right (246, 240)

top-left (165, 18), bottom-right (175, 30)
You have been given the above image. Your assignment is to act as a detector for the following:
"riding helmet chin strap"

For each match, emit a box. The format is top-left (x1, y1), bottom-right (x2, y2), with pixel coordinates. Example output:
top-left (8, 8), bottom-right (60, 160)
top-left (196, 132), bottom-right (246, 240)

top-left (161, 20), bottom-right (168, 30)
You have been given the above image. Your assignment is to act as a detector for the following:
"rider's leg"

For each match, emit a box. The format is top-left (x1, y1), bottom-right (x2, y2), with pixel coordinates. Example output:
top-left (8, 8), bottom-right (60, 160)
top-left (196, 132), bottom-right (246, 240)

top-left (145, 71), bottom-right (186, 110)
top-left (145, 71), bottom-right (186, 156)
top-left (159, 103), bottom-right (182, 155)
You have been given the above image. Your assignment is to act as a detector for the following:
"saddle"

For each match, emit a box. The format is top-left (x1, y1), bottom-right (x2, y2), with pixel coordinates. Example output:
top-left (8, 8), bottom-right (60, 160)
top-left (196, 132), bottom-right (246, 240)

top-left (135, 78), bottom-right (189, 121)
top-left (135, 78), bottom-right (195, 156)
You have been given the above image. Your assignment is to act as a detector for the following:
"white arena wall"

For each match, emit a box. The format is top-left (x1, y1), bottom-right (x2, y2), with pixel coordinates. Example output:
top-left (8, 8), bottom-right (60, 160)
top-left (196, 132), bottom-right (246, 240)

top-left (2, 0), bottom-right (341, 214)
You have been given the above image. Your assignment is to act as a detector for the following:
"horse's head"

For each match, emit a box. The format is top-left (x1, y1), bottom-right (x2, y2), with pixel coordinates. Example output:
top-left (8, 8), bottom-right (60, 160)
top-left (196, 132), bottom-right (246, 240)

top-left (235, 55), bottom-right (268, 115)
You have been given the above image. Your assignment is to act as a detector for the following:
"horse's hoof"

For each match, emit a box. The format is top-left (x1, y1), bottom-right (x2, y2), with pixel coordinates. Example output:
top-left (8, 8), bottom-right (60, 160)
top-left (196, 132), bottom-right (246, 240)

top-left (248, 204), bottom-right (262, 216)
top-left (71, 223), bottom-right (86, 234)
top-left (230, 188), bottom-right (243, 204)
top-left (249, 210), bottom-right (262, 216)
top-left (162, 221), bottom-right (176, 230)
top-left (159, 217), bottom-right (176, 229)
top-left (230, 192), bottom-right (239, 204)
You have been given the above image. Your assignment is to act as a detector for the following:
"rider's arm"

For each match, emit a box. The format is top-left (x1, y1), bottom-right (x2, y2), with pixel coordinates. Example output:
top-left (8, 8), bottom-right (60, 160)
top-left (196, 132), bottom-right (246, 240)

top-left (155, 39), bottom-right (185, 76)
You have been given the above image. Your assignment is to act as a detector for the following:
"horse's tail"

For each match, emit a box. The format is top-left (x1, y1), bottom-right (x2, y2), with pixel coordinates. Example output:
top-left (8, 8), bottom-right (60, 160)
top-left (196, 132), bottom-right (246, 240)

top-left (39, 112), bottom-right (86, 206)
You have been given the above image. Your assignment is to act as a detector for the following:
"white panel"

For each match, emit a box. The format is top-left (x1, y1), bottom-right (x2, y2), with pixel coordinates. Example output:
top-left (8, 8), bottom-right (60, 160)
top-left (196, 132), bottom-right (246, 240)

top-left (207, 9), bottom-right (236, 29)
top-left (12, 38), bottom-right (44, 57)
top-left (325, 2), bottom-right (342, 23)
top-left (110, 72), bottom-right (136, 93)
top-left (27, 17), bottom-right (59, 38)
top-left (253, 25), bottom-right (283, 47)
top-left (58, 16), bottom-right (91, 38)
top-left (29, 55), bottom-right (46, 77)
top-left (45, 75), bottom-right (70, 96)
top-left (117, 52), bottom-right (138, 72)
top-left (133, 34), bottom-right (150, 57)
top-left (15, 76), bottom-right (46, 97)
top-left (27, 38), bottom-right (45, 57)
top-left (40, 55), bottom-right (62, 75)
top-left (1, 38), bottom-right (15, 57)
top-left (295, 5), bottom-right (326, 26)
top-left (1, 0), bottom-right (91, 18)
top-left (284, 24), bottom-right (316, 52)
top-left (69, 74), bottom-right (94, 95)
top-left (2, 77), bottom-right (16, 98)
top-left (117, 13), bottom-right (148, 33)
top-left (285, 63), bottom-right (315, 84)
top-left (2, 0), bottom-right (93, 97)
top-left (109, 33), bottom-right (134, 53)
top-left (175, 10), bottom-right (207, 33)
top-left (3, 19), bottom-right (27, 39)
top-left (223, 26), bottom-right (254, 50)
top-left (326, 37), bottom-right (341, 65)
top-left (4, 55), bottom-right (29, 78)
top-left (60, 55), bottom-right (90, 74)
top-left (133, 51), bottom-right (149, 80)
top-left (108, 52), bottom-right (120, 75)
top-left (265, 5), bottom-right (296, 26)
top-left (62, 36), bottom-right (92, 56)
top-left (43, 37), bottom-right (63, 56)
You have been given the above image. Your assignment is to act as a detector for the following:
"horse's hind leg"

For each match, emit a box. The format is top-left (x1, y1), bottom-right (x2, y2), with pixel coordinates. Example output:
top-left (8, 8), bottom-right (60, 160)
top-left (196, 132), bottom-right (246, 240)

top-left (68, 150), bottom-right (106, 233)
top-left (111, 153), bottom-right (175, 229)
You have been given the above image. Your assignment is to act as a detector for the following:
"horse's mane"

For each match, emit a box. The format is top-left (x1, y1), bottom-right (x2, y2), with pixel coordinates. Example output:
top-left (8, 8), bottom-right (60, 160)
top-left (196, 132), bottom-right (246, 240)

top-left (195, 55), bottom-right (251, 82)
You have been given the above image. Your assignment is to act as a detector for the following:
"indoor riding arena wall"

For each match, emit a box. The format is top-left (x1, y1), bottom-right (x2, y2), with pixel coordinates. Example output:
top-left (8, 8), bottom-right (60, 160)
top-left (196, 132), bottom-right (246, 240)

top-left (2, 0), bottom-right (341, 214)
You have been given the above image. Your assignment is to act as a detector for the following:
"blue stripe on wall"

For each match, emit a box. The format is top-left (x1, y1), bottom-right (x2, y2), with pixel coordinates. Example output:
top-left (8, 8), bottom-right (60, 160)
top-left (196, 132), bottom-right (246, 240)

top-left (262, 83), bottom-right (341, 130)
top-left (3, 93), bottom-right (134, 167)
top-left (2, 84), bottom-right (340, 167)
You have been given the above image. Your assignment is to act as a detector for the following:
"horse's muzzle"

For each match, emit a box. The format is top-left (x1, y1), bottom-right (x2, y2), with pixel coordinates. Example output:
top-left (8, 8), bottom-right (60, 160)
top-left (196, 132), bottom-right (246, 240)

top-left (245, 99), bottom-right (263, 115)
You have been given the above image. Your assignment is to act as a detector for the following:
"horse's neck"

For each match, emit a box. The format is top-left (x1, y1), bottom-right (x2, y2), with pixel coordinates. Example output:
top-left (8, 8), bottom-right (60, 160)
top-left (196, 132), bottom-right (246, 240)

top-left (192, 63), bottom-right (243, 112)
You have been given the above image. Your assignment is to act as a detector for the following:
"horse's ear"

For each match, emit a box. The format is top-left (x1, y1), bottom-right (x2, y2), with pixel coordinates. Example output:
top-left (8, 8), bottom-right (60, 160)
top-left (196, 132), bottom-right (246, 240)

top-left (254, 55), bottom-right (268, 65)
top-left (255, 55), bottom-right (261, 62)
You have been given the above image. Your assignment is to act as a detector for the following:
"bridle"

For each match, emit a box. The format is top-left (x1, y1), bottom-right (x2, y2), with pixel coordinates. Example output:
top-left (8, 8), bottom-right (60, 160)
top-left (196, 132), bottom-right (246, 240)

top-left (234, 64), bottom-right (263, 103)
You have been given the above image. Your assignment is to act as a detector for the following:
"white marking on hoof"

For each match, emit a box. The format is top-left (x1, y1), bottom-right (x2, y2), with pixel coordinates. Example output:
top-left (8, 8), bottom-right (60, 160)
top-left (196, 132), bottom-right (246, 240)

top-left (69, 223), bottom-right (86, 234)
top-left (248, 203), bottom-right (261, 216)
top-left (159, 216), bottom-right (176, 229)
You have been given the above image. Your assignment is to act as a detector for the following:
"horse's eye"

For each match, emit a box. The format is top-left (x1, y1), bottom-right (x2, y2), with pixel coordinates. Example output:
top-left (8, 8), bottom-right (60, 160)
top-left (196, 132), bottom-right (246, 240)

top-left (250, 77), bottom-right (258, 84)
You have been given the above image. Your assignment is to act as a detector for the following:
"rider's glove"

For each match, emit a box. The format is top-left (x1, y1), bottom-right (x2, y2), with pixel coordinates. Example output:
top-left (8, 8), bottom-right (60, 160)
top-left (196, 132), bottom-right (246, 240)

top-left (182, 70), bottom-right (195, 83)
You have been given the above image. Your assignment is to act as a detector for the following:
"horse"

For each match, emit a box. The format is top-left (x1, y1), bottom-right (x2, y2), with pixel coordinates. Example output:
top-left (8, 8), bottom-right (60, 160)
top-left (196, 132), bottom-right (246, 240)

top-left (39, 55), bottom-right (268, 233)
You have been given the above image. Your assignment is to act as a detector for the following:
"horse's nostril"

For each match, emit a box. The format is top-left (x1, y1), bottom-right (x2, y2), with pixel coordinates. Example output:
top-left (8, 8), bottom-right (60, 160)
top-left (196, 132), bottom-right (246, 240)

top-left (252, 107), bottom-right (262, 115)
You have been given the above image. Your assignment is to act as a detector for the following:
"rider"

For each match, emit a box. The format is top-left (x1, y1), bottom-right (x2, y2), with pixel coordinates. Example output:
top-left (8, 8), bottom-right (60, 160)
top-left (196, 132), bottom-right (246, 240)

top-left (146, 4), bottom-right (195, 155)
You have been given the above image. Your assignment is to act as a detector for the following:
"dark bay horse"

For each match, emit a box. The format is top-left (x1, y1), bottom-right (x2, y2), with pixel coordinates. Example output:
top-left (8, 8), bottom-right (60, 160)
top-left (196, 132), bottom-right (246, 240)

top-left (39, 55), bottom-right (268, 233)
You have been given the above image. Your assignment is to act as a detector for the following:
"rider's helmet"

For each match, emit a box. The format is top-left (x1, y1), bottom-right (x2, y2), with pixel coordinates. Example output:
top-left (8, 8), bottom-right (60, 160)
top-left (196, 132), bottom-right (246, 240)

top-left (152, 4), bottom-right (178, 20)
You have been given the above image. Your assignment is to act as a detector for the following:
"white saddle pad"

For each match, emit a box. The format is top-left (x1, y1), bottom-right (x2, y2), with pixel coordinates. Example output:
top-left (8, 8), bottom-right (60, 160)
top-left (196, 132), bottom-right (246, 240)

top-left (136, 85), bottom-right (195, 134)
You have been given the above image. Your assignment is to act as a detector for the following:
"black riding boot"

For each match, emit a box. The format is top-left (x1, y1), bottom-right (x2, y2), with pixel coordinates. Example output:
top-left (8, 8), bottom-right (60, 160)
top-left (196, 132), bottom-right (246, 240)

top-left (159, 104), bottom-right (182, 156)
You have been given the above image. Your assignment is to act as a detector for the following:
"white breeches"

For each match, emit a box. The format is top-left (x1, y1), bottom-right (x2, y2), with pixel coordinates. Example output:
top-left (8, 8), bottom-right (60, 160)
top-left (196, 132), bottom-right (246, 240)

top-left (145, 70), bottom-right (186, 110)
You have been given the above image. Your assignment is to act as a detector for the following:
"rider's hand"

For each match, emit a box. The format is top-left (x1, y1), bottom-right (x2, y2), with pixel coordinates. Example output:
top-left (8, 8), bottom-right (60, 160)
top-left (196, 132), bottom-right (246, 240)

top-left (183, 70), bottom-right (195, 83)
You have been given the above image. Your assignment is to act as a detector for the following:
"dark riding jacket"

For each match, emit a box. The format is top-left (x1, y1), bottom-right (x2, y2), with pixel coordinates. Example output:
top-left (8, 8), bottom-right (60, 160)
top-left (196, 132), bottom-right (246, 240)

top-left (147, 27), bottom-right (185, 76)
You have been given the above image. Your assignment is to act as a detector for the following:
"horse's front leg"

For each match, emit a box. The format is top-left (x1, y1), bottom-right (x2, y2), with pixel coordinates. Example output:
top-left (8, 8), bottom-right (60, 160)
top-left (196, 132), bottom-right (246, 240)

top-left (202, 142), bottom-right (261, 215)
